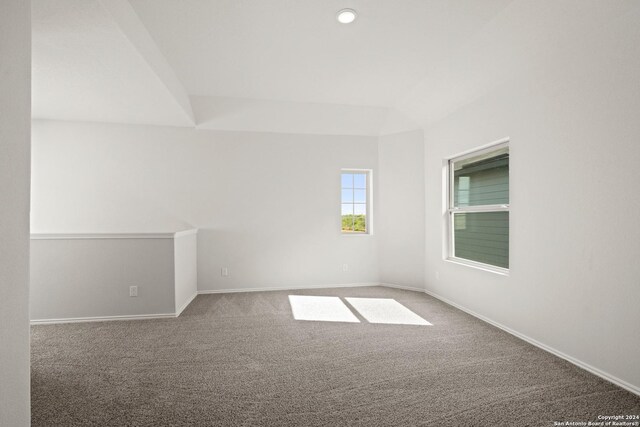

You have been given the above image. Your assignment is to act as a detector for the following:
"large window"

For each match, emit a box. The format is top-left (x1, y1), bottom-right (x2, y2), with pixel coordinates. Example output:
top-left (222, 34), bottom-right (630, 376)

top-left (447, 141), bottom-right (509, 272)
top-left (341, 170), bottom-right (371, 234)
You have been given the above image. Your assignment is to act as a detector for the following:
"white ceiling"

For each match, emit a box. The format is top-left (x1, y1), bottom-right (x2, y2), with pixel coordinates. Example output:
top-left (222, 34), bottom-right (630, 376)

top-left (32, 0), bottom-right (513, 134)
top-left (32, 0), bottom-right (194, 127)
top-left (128, 0), bottom-right (511, 107)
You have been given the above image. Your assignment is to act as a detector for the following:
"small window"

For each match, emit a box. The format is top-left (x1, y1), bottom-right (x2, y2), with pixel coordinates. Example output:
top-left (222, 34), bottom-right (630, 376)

top-left (341, 170), bottom-right (371, 234)
top-left (447, 141), bottom-right (509, 272)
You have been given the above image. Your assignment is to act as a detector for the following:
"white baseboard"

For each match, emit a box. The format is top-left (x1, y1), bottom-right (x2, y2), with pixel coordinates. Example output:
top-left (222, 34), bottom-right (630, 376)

top-left (31, 312), bottom-right (177, 325)
top-left (197, 282), bottom-right (380, 295)
top-left (379, 282), bottom-right (426, 293)
top-left (32, 295), bottom-right (200, 325)
top-left (175, 292), bottom-right (198, 316)
top-left (421, 287), bottom-right (640, 397)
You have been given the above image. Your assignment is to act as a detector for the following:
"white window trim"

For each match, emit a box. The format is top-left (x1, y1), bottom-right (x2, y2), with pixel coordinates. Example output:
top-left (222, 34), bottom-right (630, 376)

top-left (445, 138), bottom-right (509, 275)
top-left (341, 169), bottom-right (373, 236)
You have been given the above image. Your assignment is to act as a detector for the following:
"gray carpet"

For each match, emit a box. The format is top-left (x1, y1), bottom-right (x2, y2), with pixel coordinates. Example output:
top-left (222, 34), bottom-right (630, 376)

top-left (31, 286), bottom-right (639, 426)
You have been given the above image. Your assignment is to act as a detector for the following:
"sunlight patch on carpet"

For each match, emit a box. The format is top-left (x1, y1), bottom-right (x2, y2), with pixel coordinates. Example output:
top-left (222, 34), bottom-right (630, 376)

top-left (345, 298), bottom-right (432, 325)
top-left (288, 295), bottom-right (360, 323)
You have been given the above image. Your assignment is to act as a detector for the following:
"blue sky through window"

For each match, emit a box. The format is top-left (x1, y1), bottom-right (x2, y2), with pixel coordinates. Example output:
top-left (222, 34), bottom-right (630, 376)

top-left (354, 174), bottom-right (366, 189)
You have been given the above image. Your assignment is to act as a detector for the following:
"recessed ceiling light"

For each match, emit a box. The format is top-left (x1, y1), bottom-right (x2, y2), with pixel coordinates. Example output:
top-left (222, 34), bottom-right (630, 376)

top-left (336, 8), bottom-right (357, 24)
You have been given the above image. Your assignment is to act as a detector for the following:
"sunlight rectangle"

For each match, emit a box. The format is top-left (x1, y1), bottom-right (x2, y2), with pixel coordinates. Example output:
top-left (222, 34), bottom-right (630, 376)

top-left (288, 295), bottom-right (360, 323)
top-left (345, 298), bottom-right (432, 325)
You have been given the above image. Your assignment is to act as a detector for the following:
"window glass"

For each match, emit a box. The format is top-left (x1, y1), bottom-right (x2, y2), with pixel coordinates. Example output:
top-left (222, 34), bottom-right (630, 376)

top-left (353, 189), bottom-right (366, 203)
top-left (448, 143), bottom-right (509, 271)
top-left (341, 171), bottom-right (369, 234)
top-left (341, 204), bottom-right (354, 216)
top-left (453, 211), bottom-right (509, 268)
top-left (453, 146), bottom-right (509, 207)
top-left (341, 174), bottom-right (353, 188)
top-left (354, 173), bottom-right (366, 189)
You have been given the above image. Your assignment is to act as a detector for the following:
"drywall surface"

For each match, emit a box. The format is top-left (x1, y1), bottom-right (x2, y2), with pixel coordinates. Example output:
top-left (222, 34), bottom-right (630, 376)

top-left (174, 231), bottom-right (198, 313)
top-left (0, 1), bottom-right (31, 425)
top-left (418, 1), bottom-right (640, 391)
top-left (378, 130), bottom-right (426, 290)
top-left (30, 237), bottom-right (176, 320)
top-left (31, 122), bottom-right (379, 291)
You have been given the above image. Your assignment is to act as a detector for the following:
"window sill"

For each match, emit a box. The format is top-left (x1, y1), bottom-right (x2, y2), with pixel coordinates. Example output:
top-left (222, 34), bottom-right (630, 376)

top-left (341, 232), bottom-right (372, 236)
top-left (445, 257), bottom-right (509, 276)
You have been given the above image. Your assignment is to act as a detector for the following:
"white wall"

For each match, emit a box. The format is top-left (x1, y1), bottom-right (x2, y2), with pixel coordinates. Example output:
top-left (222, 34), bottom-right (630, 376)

top-left (0, 1), bottom-right (31, 425)
top-left (31, 121), bottom-right (379, 291)
top-left (30, 236), bottom-right (177, 320)
top-left (174, 230), bottom-right (198, 313)
top-left (378, 130), bottom-right (426, 290)
top-left (415, 0), bottom-right (640, 391)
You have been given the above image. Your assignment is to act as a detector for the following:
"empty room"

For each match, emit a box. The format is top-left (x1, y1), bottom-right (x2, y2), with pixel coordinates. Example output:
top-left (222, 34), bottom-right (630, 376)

top-left (1, 0), bottom-right (640, 426)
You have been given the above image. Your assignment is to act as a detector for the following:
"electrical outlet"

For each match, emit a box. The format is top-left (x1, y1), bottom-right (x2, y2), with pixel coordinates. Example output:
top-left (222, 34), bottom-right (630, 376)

top-left (342, 263), bottom-right (349, 272)
top-left (129, 286), bottom-right (138, 297)
top-left (221, 267), bottom-right (229, 277)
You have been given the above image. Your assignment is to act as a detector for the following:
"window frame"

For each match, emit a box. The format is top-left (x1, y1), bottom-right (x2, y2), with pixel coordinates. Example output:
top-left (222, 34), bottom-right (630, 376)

top-left (446, 139), bottom-right (509, 275)
top-left (341, 169), bottom-right (373, 235)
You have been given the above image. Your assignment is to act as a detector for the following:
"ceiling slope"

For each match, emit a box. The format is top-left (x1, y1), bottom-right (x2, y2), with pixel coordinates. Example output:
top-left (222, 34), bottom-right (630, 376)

top-left (191, 96), bottom-right (417, 136)
top-left (32, 0), bottom-right (515, 135)
top-left (394, 0), bottom-right (640, 127)
top-left (32, 0), bottom-right (194, 126)
top-left (98, 0), bottom-right (194, 124)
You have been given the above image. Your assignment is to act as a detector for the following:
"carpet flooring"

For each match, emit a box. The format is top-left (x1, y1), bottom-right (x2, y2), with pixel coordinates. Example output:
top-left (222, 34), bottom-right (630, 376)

top-left (31, 286), bottom-right (640, 426)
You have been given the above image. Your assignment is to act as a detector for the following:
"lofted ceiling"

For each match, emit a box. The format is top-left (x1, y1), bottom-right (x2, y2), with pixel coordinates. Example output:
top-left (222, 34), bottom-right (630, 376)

top-left (128, 0), bottom-right (511, 107)
top-left (32, 0), bottom-right (194, 127)
top-left (32, 0), bottom-right (513, 135)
